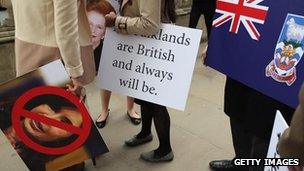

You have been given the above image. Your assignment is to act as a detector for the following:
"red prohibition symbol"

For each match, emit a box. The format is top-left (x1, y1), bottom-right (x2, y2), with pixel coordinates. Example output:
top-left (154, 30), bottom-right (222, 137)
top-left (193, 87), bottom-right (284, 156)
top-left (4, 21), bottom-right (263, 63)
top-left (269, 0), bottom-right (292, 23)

top-left (12, 86), bottom-right (91, 155)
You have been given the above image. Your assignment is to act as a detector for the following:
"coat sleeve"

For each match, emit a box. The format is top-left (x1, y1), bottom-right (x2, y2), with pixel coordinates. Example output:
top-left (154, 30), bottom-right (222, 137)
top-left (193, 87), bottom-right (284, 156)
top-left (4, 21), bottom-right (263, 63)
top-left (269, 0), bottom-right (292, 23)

top-left (115, 0), bottom-right (161, 36)
top-left (53, 0), bottom-right (83, 78)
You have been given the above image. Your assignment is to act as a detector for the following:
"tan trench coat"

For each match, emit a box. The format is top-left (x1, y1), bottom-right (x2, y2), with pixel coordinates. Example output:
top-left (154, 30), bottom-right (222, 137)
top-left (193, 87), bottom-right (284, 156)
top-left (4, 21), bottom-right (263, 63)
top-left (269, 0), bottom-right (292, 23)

top-left (12, 0), bottom-right (95, 84)
top-left (114, 0), bottom-right (164, 35)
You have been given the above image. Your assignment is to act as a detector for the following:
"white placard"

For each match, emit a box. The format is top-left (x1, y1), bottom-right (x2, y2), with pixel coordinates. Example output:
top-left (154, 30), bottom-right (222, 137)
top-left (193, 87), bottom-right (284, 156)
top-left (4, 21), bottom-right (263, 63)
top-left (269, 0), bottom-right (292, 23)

top-left (264, 111), bottom-right (289, 171)
top-left (97, 24), bottom-right (202, 110)
top-left (40, 60), bottom-right (70, 85)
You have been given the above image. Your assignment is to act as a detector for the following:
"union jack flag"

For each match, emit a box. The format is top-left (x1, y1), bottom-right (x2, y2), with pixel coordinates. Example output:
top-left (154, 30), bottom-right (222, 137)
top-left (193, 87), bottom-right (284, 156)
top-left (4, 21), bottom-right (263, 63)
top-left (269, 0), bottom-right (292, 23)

top-left (213, 0), bottom-right (269, 41)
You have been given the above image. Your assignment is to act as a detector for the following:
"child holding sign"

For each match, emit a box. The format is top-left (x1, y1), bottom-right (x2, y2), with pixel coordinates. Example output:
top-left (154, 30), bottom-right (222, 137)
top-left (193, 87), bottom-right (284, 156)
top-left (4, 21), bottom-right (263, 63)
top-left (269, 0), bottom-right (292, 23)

top-left (87, 0), bottom-right (141, 129)
top-left (105, 0), bottom-right (176, 162)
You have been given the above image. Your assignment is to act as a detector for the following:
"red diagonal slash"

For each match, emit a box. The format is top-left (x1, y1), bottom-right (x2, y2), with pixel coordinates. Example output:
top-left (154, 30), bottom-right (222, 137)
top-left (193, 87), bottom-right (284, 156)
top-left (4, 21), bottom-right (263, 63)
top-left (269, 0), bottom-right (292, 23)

top-left (12, 86), bottom-right (91, 155)
top-left (21, 110), bottom-right (83, 135)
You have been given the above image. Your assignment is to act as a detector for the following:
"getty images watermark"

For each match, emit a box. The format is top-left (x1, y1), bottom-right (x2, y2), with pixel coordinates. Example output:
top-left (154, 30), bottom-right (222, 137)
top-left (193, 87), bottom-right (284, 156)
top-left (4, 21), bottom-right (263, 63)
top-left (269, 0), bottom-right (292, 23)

top-left (233, 158), bottom-right (300, 166)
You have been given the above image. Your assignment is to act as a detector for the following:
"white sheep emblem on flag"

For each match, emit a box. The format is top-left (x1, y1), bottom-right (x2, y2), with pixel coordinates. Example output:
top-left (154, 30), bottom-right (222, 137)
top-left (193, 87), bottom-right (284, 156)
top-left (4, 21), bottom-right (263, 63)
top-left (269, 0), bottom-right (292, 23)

top-left (286, 18), bottom-right (304, 43)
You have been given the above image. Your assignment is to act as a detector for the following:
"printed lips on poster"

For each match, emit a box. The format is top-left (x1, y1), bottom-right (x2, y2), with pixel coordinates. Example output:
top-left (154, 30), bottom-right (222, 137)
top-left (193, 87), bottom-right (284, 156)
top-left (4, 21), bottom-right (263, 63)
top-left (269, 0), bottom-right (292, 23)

top-left (206, 0), bottom-right (304, 108)
top-left (0, 60), bottom-right (108, 171)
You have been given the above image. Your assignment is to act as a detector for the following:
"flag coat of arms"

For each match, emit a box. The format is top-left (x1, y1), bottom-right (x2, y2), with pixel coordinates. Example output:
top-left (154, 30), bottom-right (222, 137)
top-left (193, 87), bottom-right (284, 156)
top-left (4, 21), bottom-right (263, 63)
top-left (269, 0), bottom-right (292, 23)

top-left (206, 0), bottom-right (304, 108)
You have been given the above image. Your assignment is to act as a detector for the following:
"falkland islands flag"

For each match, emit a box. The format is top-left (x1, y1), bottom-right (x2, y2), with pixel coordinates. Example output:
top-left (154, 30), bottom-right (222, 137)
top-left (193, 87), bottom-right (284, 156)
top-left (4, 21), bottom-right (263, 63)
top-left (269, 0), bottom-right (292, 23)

top-left (206, 0), bottom-right (304, 108)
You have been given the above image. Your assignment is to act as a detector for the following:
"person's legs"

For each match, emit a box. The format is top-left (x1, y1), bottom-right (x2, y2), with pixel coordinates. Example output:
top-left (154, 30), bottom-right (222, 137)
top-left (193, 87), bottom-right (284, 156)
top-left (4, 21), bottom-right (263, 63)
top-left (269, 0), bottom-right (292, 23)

top-left (152, 105), bottom-right (172, 156)
top-left (125, 103), bottom-right (153, 146)
top-left (95, 90), bottom-right (111, 128)
top-left (140, 104), bottom-right (173, 162)
top-left (189, 0), bottom-right (203, 28)
top-left (210, 118), bottom-right (252, 170)
top-left (96, 89), bottom-right (111, 122)
top-left (201, 1), bottom-right (216, 37)
top-left (248, 136), bottom-right (269, 171)
top-left (230, 118), bottom-right (253, 158)
top-left (210, 79), bottom-right (254, 170)
top-left (126, 96), bottom-right (140, 119)
top-left (136, 103), bottom-right (153, 138)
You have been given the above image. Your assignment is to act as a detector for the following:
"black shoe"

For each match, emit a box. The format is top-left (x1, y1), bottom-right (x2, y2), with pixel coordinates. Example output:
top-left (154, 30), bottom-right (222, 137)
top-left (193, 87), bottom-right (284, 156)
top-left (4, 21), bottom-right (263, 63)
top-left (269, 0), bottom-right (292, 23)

top-left (0, 6), bottom-right (7, 11)
top-left (127, 111), bottom-right (141, 125)
top-left (95, 110), bottom-right (109, 129)
top-left (140, 150), bottom-right (174, 162)
top-left (125, 134), bottom-right (153, 147)
top-left (209, 160), bottom-right (243, 171)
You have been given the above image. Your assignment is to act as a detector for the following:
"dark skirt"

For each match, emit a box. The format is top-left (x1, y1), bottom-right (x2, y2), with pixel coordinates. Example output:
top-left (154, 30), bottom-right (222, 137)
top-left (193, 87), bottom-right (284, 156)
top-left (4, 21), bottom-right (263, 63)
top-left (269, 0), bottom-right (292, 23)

top-left (94, 43), bottom-right (103, 72)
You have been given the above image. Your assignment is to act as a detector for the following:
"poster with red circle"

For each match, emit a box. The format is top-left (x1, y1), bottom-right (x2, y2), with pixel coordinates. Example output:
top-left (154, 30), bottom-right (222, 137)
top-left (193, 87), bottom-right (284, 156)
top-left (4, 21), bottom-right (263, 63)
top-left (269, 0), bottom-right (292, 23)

top-left (0, 60), bottom-right (108, 171)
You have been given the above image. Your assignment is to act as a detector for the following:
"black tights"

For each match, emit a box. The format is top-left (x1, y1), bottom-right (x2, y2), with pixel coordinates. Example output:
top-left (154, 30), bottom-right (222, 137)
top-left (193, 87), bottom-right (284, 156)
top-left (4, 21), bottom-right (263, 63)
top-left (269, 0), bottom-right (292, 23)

top-left (136, 103), bottom-right (172, 156)
top-left (189, 0), bottom-right (216, 37)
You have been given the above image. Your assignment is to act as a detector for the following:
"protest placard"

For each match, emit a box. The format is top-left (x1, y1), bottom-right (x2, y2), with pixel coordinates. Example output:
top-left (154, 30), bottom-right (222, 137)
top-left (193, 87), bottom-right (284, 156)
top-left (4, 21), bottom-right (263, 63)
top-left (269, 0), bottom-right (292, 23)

top-left (96, 24), bottom-right (202, 110)
top-left (264, 111), bottom-right (289, 171)
top-left (0, 60), bottom-right (108, 171)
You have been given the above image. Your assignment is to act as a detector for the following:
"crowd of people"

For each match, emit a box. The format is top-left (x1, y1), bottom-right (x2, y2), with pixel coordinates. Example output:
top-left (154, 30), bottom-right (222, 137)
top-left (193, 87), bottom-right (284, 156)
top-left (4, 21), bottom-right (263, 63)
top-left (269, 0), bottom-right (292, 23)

top-left (9, 0), bottom-right (304, 170)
